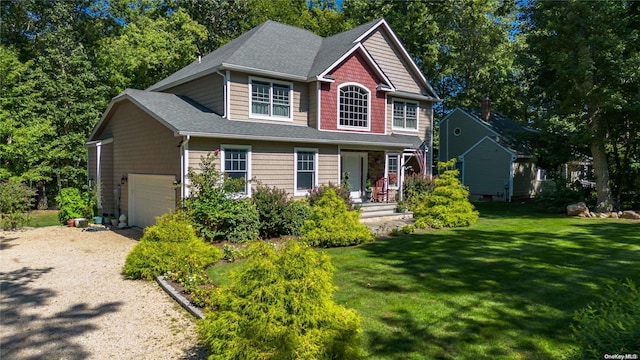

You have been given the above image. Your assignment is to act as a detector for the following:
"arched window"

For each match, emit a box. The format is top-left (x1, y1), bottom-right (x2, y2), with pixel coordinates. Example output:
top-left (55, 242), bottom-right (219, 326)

top-left (338, 84), bottom-right (369, 129)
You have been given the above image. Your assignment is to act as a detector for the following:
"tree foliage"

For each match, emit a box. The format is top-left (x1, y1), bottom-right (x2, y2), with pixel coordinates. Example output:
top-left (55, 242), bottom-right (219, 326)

top-left (523, 0), bottom-right (640, 210)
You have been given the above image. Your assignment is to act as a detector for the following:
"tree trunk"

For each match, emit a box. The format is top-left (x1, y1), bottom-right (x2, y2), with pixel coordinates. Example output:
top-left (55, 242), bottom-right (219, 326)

top-left (590, 115), bottom-right (613, 212)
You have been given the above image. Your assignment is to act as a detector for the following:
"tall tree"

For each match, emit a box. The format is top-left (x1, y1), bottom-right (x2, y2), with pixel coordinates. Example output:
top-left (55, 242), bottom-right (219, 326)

top-left (342, 0), bottom-right (526, 120)
top-left (525, 0), bottom-right (640, 211)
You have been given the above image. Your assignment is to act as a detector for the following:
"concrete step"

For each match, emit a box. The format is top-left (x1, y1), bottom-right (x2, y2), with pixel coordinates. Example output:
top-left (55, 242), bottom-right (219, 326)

top-left (359, 203), bottom-right (397, 213)
top-left (360, 212), bottom-right (413, 223)
top-left (360, 209), bottom-right (398, 218)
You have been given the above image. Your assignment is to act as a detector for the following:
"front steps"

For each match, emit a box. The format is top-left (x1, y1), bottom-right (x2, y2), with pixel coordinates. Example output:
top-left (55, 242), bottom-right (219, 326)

top-left (359, 202), bottom-right (413, 223)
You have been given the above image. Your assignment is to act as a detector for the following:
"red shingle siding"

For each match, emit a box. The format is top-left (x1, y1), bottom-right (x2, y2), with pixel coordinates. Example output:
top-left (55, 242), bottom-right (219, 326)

top-left (320, 52), bottom-right (386, 134)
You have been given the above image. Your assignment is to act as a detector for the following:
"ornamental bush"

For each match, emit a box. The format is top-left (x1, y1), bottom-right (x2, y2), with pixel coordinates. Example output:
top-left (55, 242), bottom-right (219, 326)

top-left (123, 212), bottom-right (222, 281)
top-left (281, 199), bottom-right (311, 236)
top-left (0, 179), bottom-right (35, 230)
top-left (197, 241), bottom-right (364, 360)
top-left (300, 188), bottom-right (374, 247)
top-left (185, 152), bottom-right (260, 243)
top-left (568, 279), bottom-right (640, 359)
top-left (56, 187), bottom-right (89, 224)
top-left (308, 182), bottom-right (353, 210)
top-left (252, 185), bottom-right (311, 238)
top-left (411, 159), bottom-right (478, 229)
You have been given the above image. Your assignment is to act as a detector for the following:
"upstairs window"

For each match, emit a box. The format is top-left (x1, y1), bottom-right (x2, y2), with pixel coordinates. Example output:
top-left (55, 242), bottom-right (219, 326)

top-left (250, 78), bottom-right (292, 120)
top-left (338, 84), bottom-right (370, 129)
top-left (392, 100), bottom-right (418, 130)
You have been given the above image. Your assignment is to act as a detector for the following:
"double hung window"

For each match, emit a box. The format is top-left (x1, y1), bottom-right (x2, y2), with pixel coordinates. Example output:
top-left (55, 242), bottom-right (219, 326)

top-left (222, 145), bottom-right (251, 195)
top-left (392, 100), bottom-right (418, 130)
top-left (251, 79), bottom-right (292, 119)
top-left (295, 148), bottom-right (318, 195)
top-left (386, 154), bottom-right (400, 188)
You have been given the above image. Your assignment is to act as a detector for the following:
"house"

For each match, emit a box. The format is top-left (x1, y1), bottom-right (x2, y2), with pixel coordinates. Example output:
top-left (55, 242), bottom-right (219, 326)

top-left (86, 19), bottom-right (440, 228)
top-left (439, 99), bottom-right (544, 202)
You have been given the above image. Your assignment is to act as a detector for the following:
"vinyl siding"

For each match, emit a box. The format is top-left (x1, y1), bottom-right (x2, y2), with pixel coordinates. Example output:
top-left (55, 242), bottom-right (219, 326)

top-left (308, 82), bottom-right (318, 128)
top-left (98, 101), bottom-right (181, 216)
top-left (188, 138), bottom-right (339, 197)
top-left (228, 71), bottom-right (309, 126)
top-left (439, 109), bottom-right (495, 161)
top-left (362, 29), bottom-right (424, 94)
top-left (165, 73), bottom-right (224, 114)
top-left (462, 138), bottom-right (513, 200)
top-left (386, 97), bottom-right (432, 142)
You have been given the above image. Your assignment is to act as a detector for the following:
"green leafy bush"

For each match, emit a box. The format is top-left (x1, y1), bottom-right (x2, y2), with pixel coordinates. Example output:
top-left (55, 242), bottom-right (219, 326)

top-left (308, 182), bottom-right (353, 210)
top-left (252, 184), bottom-right (289, 238)
top-left (403, 173), bottom-right (434, 208)
top-left (0, 179), bottom-right (35, 230)
top-left (411, 159), bottom-right (478, 229)
top-left (536, 180), bottom-right (596, 213)
top-left (123, 213), bottom-right (222, 281)
top-left (281, 199), bottom-right (311, 236)
top-left (300, 188), bottom-right (374, 247)
top-left (56, 187), bottom-right (91, 224)
top-left (197, 241), bottom-right (364, 359)
top-left (568, 279), bottom-right (640, 359)
top-left (185, 152), bottom-right (260, 243)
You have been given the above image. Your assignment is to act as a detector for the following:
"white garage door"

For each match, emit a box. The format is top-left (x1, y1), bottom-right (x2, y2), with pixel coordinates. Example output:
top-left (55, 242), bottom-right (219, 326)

top-left (128, 174), bottom-right (176, 228)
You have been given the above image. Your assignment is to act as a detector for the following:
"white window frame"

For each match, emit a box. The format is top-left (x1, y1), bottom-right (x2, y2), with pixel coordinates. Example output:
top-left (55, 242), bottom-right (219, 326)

top-left (249, 76), bottom-right (293, 121)
top-left (337, 82), bottom-right (371, 131)
top-left (391, 99), bottom-right (419, 131)
top-left (536, 168), bottom-right (548, 181)
top-left (294, 147), bottom-right (319, 196)
top-left (221, 144), bottom-right (252, 197)
top-left (385, 153), bottom-right (401, 189)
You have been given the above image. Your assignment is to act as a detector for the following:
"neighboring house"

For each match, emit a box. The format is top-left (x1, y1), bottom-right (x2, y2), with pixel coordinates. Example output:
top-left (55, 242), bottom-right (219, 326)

top-left (86, 19), bottom-right (440, 228)
top-left (439, 99), bottom-right (544, 202)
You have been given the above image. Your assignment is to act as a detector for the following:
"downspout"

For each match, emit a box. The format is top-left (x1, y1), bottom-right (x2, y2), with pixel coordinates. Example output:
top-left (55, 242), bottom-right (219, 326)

top-left (96, 142), bottom-right (102, 210)
top-left (181, 135), bottom-right (190, 201)
top-left (428, 105), bottom-right (434, 179)
top-left (216, 71), bottom-right (227, 118)
top-left (509, 157), bottom-right (515, 202)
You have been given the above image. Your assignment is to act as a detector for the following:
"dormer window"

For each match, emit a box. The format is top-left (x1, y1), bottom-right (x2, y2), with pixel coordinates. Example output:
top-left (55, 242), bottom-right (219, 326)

top-left (250, 77), bottom-right (292, 120)
top-left (338, 83), bottom-right (370, 129)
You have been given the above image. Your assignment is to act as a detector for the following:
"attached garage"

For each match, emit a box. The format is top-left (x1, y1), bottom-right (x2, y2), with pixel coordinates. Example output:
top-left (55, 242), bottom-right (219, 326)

top-left (128, 174), bottom-right (176, 228)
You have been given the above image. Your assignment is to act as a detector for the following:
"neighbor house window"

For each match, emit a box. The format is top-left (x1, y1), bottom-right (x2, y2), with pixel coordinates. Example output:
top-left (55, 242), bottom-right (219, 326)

top-left (386, 154), bottom-right (400, 188)
top-left (392, 100), bottom-right (418, 130)
top-left (250, 78), bottom-right (292, 119)
top-left (295, 148), bottom-right (318, 195)
top-left (338, 83), bottom-right (370, 129)
top-left (221, 145), bottom-right (251, 195)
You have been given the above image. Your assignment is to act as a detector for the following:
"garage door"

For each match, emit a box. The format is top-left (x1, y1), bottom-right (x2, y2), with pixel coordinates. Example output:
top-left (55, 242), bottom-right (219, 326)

top-left (128, 174), bottom-right (176, 228)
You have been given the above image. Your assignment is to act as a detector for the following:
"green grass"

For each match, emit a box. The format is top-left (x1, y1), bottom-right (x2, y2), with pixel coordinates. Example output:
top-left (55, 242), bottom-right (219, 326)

top-left (27, 210), bottom-right (60, 227)
top-left (208, 202), bottom-right (640, 359)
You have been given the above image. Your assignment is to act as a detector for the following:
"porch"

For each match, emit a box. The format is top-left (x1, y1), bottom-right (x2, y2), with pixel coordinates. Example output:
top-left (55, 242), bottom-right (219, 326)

top-left (340, 149), bottom-right (422, 204)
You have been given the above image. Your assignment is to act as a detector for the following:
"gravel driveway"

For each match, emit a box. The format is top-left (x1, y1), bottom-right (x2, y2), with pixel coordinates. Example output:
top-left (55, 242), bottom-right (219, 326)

top-left (0, 226), bottom-right (206, 360)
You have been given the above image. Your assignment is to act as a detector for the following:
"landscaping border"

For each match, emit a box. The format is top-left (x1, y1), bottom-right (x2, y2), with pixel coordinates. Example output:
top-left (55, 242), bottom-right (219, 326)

top-left (156, 276), bottom-right (204, 319)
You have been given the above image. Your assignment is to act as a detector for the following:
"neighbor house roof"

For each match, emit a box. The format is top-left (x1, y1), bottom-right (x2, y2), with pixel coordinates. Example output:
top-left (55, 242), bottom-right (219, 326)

top-left (90, 89), bottom-right (423, 149)
top-left (147, 19), bottom-right (439, 100)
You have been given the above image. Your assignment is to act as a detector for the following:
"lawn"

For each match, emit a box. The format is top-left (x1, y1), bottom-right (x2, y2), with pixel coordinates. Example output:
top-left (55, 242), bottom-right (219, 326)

top-left (209, 202), bottom-right (640, 359)
top-left (27, 210), bottom-right (60, 227)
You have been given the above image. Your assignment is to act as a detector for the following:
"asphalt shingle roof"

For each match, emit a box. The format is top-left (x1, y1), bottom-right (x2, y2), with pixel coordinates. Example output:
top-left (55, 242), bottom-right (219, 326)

top-left (120, 89), bottom-right (421, 148)
top-left (462, 108), bottom-right (537, 156)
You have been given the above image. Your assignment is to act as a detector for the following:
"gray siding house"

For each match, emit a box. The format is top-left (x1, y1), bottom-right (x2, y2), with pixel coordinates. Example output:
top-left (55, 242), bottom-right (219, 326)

top-left (439, 100), bottom-right (543, 202)
top-left (87, 19), bottom-right (440, 228)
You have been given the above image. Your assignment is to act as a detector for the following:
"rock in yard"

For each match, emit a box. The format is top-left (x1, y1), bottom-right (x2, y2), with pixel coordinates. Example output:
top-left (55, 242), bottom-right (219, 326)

top-left (567, 202), bottom-right (589, 216)
top-left (621, 210), bottom-right (640, 220)
top-left (610, 212), bottom-right (619, 219)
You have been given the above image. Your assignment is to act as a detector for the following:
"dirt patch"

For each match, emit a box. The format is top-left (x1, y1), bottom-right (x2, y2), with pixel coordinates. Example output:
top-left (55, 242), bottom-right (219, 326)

top-left (0, 226), bottom-right (206, 360)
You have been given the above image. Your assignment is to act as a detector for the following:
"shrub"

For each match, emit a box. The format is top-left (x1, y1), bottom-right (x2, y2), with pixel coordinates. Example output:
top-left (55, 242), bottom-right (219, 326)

top-left (281, 199), bottom-right (311, 236)
top-left (403, 173), bottom-right (434, 208)
top-left (197, 241), bottom-right (364, 359)
top-left (411, 159), bottom-right (478, 229)
top-left (123, 213), bottom-right (222, 281)
top-left (568, 279), bottom-right (640, 359)
top-left (0, 179), bottom-right (35, 230)
top-left (536, 180), bottom-right (596, 213)
top-left (300, 188), bottom-right (374, 247)
top-left (252, 184), bottom-right (289, 239)
top-left (56, 187), bottom-right (90, 224)
top-left (308, 182), bottom-right (353, 210)
top-left (185, 152), bottom-right (260, 243)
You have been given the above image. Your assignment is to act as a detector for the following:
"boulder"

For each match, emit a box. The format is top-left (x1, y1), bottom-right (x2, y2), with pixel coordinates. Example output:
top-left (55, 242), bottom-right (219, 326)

top-left (567, 202), bottom-right (590, 216)
top-left (610, 212), bottom-right (619, 219)
top-left (621, 210), bottom-right (640, 220)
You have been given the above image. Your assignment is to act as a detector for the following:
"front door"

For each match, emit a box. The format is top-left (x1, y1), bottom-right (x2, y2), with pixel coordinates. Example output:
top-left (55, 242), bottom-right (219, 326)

top-left (341, 152), bottom-right (368, 202)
